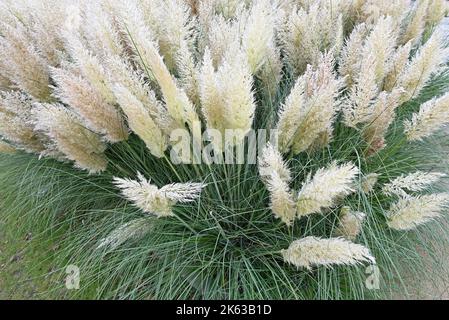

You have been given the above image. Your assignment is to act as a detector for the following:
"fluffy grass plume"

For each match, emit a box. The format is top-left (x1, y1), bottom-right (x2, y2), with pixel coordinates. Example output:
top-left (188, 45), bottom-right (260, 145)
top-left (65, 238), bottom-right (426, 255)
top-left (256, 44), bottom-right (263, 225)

top-left (334, 207), bottom-right (366, 240)
top-left (404, 92), bottom-right (449, 141)
top-left (387, 194), bottom-right (449, 231)
top-left (113, 172), bottom-right (204, 218)
top-left (297, 162), bottom-right (359, 217)
top-left (383, 171), bottom-right (446, 197)
top-left (281, 237), bottom-right (375, 270)
top-left (1, 0), bottom-right (449, 300)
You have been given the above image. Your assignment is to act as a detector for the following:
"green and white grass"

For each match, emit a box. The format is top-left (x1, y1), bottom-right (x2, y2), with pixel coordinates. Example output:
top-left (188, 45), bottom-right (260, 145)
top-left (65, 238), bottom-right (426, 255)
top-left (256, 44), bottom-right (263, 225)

top-left (1, 71), bottom-right (449, 300)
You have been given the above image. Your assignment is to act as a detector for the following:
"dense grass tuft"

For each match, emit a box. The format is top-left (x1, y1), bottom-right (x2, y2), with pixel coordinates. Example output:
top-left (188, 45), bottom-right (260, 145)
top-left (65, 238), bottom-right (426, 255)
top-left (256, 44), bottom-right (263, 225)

top-left (2, 72), bottom-right (449, 299)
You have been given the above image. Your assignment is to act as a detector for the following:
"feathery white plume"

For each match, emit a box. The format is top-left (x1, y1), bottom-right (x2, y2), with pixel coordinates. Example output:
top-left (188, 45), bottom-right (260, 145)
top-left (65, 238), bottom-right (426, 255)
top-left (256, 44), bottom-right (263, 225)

top-left (282, 236), bottom-right (375, 270)
top-left (51, 66), bottom-right (128, 143)
top-left (364, 16), bottom-right (398, 85)
top-left (258, 143), bottom-right (291, 183)
top-left (97, 218), bottom-right (153, 250)
top-left (397, 30), bottom-right (448, 103)
top-left (267, 171), bottom-right (296, 226)
top-left (426, 0), bottom-right (447, 26)
top-left (220, 47), bottom-right (256, 144)
top-left (24, 0), bottom-right (68, 67)
top-left (0, 140), bottom-right (17, 154)
top-left (0, 20), bottom-right (52, 101)
top-left (383, 42), bottom-right (412, 92)
top-left (361, 173), bottom-right (379, 194)
top-left (335, 207), bottom-right (366, 240)
top-left (0, 91), bottom-right (45, 153)
top-left (404, 92), bottom-right (449, 141)
top-left (280, 3), bottom-right (344, 75)
top-left (383, 171), bottom-right (445, 197)
top-left (106, 56), bottom-right (175, 136)
top-left (114, 1), bottom-right (200, 131)
top-left (343, 51), bottom-right (379, 127)
top-left (297, 162), bottom-right (359, 217)
top-left (80, 1), bottom-right (124, 59)
top-left (258, 143), bottom-right (295, 225)
top-left (276, 73), bottom-right (306, 153)
top-left (205, 14), bottom-right (240, 68)
top-left (359, 0), bottom-right (410, 26)
top-left (32, 103), bottom-right (108, 173)
top-left (62, 33), bottom-right (117, 105)
top-left (113, 85), bottom-right (168, 158)
top-left (277, 53), bottom-right (342, 154)
top-left (143, 0), bottom-right (196, 72)
top-left (200, 46), bottom-right (256, 145)
top-left (362, 88), bottom-right (405, 154)
top-left (387, 193), bottom-right (449, 230)
top-left (113, 173), bottom-right (205, 217)
top-left (400, 0), bottom-right (429, 46)
top-left (343, 16), bottom-right (397, 127)
top-left (242, 0), bottom-right (278, 74)
top-left (199, 48), bottom-right (225, 147)
top-left (339, 23), bottom-right (369, 88)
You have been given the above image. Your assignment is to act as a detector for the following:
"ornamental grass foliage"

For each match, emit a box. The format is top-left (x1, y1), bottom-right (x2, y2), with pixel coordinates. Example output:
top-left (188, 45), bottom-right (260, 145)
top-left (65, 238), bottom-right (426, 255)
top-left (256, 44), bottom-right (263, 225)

top-left (1, 0), bottom-right (449, 299)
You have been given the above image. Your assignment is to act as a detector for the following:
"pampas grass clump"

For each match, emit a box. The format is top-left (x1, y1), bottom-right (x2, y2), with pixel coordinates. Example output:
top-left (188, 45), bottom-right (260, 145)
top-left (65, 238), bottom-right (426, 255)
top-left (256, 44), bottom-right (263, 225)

top-left (1, 0), bottom-right (449, 299)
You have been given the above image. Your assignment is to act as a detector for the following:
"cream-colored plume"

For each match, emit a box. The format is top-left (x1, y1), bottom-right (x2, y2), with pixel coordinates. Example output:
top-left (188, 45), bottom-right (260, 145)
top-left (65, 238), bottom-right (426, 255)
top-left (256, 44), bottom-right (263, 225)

top-left (0, 20), bottom-right (52, 101)
top-left (383, 42), bottom-right (412, 92)
top-left (80, 1), bottom-right (124, 59)
top-left (242, 0), bottom-right (279, 74)
top-left (426, 0), bottom-right (447, 26)
top-left (343, 17), bottom-right (398, 128)
top-left (282, 236), bottom-right (375, 270)
top-left (404, 92), bottom-right (449, 141)
top-left (113, 85), bottom-right (168, 158)
top-left (138, 0), bottom-right (196, 72)
top-left (335, 207), bottom-right (366, 240)
top-left (0, 91), bottom-right (45, 153)
top-left (199, 48), bottom-right (225, 146)
top-left (400, 0), bottom-right (429, 46)
top-left (106, 56), bottom-right (175, 136)
top-left (113, 1), bottom-right (199, 131)
top-left (397, 30), bottom-right (448, 103)
top-left (0, 140), bottom-right (16, 154)
top-left (387, 193), bottom-right (449, 230)
top-left (361, 173), bottom-right (379, 194)
top-left (32, 103), bottom-right (108, 173)
top-left (258, 143), bottom-right (291, 184)
top-left (364, 16), bottom-right (398, 85)
top-left (62, 33), bottom-right (117, 106)
top-left (200, 47), bottom-right (256, 146)
top-left (137, 0), bottom-right (200, 104)
top-left (383, 171), bottom-right (445, 197)
top-left (22, 0), bottom-right (68, 67)
top-left (97, 218), bottom-right (153, 250)
top-left (113, 173), bottom-right (205, 217)
top-left (297, 162), bottom-right (359, 217)
top-left (276, 72), bottom-right (305, 153)
top-left (267, 171), bottom-right (296, 226)
top-left (343, 51), bottom-right (379, 127)
top-left (205, 14), bottom-right (240, 68)
top-left (220, 47), bottom-right (256, 144)
top-left (277, 53), bottom-right (342, 154)
top-left (280, 3), bottom-right (344, 75)
top-left (362, 88), bottom-right (405, 154)
top-left (358, 0), bottom-right (410, 26)
top-left (51, 66), bottom-right (128, 143)
top-left (339, 23), bottom-right (369, 88)
top-left (258, 143), bottom-right (295, 225)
